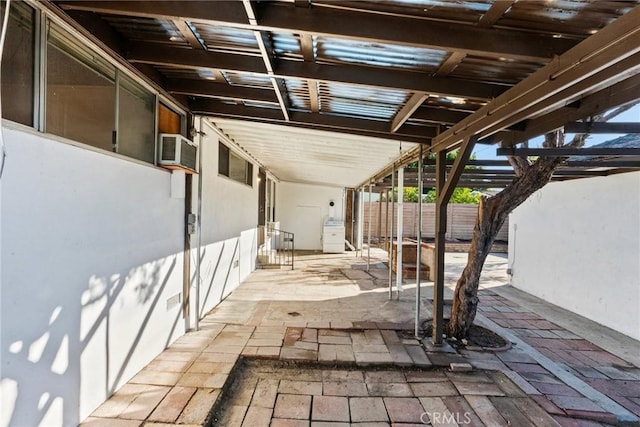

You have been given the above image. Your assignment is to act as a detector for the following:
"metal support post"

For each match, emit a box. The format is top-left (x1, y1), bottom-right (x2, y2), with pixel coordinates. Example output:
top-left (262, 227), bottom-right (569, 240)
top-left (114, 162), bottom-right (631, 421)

top-left (388, 166), bottom-right (395, 300)
top-left (358, 187), bottom-right (364, 257)
top-left (385, 188), bottom-right (389, 249)
top-left (433, 150), bottom-right (447, 345)
top-left (367, 183), bottom-right (372, 271)
top-left (377, 191), bottom-right (383, 247)
top-left (415, 145), bottom-right (423, 337)
top-left (396, 166), bottom-right (404, 296)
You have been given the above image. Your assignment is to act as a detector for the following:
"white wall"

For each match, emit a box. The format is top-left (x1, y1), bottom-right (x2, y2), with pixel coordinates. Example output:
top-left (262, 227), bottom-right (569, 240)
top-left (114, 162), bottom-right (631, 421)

top-left (1, 124), bottom-right (186, 426)
top-left (276, 182), bottom-right (344, 250)
top-left (509, 172), bottom-right (640, 340)
top-left (191, 118), bottom-right (259, 319)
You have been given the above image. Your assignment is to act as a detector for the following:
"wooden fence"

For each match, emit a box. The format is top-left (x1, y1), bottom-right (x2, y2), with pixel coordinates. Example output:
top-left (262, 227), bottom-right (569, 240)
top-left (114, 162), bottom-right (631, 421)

top-left (362, 202), bottom-right (509, 242)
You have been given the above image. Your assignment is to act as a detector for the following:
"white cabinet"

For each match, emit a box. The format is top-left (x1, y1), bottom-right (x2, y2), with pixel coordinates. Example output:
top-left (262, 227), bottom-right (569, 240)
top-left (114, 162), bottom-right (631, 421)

top-left (323, 220), bottom-right (345, 253)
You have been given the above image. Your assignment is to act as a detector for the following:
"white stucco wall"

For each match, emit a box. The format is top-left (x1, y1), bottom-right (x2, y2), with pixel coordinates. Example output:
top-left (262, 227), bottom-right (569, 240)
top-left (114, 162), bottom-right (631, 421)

top-left (276, 182), bottom-right (344, 250)
top-left (190, 118), bottom-right (259, 318)
top-left (508, 172), bottom-right (640, 340)
top-left (1, 124), bottom-right (186, 426)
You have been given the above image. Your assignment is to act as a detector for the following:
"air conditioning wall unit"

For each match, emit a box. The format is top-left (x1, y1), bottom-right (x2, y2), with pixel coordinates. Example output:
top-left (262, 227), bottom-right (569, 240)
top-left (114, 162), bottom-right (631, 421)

top-left (158, 133), bottom-right (198, 173)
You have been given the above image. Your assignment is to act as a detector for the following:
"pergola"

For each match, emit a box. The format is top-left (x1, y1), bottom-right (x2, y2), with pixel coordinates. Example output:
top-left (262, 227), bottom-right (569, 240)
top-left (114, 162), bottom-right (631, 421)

top-left (47, 0), bottom-right (640, 343)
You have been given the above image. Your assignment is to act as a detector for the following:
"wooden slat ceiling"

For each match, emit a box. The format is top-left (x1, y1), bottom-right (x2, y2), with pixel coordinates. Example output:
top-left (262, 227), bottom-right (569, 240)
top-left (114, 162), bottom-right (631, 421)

top-left (52, 0), bottom-right (639, 146)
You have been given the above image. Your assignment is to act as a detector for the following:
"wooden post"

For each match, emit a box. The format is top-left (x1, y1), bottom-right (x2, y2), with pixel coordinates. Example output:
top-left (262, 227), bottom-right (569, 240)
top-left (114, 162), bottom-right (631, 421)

top-left (433, 135), bottom-right (478, 345)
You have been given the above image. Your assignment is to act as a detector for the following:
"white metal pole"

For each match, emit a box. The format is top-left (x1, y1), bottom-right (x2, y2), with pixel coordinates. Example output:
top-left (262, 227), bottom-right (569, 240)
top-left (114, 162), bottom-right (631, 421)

top-left (396, 166), bottom-right (404, 295)
top-left (367, 183), bottom-right (372, 271)
top-left (358, 187), bottom-right (364, 256)
top-left (388, 167), bottom-right (395, 300)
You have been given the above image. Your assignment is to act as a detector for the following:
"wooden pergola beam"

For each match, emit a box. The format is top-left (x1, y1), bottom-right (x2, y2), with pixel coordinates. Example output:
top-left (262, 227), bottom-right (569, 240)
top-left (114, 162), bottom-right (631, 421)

top-left (190, 100), bottom-right (434, 143)
top-left (166, 79), bottom-right (278, 103)
top-left (390, 93), bottom-right (429, 133)
top-left (497, 147), bottom-right (640, 157)
top-left (564, 122), bottom-right (640, 134)
top-left (243, 0), bottom-right (290, 121)
top-left (172, 20), bottom-right (206, 50)
top-left (126, 42), bottom-right (508, 100)
top-left (57, 0), bottom-right (576, 61)
top-left (429, 6), bottom-right (640, 154)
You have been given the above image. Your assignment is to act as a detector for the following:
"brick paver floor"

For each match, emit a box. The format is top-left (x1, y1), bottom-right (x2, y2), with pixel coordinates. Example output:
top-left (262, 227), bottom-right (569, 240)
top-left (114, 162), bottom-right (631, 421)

top-left (460, 289), bottom-right (640, 426)
top-left (211, 360), bottom-right (560, 426)
top-left (80, 250), bottom-right (640, 427)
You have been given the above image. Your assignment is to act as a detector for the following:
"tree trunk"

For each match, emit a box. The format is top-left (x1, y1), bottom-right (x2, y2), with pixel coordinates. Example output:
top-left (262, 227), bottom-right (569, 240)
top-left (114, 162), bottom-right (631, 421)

top-left (447, 154), bottom-right (565, 339)
top-left (447, 196), bottom-right (510, 338)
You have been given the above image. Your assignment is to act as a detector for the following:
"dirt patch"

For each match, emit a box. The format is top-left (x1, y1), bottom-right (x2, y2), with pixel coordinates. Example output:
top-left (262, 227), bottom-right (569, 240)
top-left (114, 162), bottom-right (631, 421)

top-left (402, 319), bottom-right (510, 350)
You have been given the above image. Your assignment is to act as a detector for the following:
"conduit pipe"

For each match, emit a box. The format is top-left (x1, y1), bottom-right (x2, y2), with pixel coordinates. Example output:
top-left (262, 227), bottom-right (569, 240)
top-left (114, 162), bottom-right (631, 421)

top-left (194, 117), bottom-right (205, 331)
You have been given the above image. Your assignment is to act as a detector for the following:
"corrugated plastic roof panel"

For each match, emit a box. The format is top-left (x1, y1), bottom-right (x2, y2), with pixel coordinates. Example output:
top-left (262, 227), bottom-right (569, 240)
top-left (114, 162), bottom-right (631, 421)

top-left (222, 71), bottom-right (273, 88)
top-left (272, 32), bottom-right (304, 60)
top-left (285, 78), bottom-right (311, 111)
top-left (316, 36), bottom-right (448, 72)
top-left (103, 16), bottom-right (189, 47)
top-left (313, 0), bottom-right (489, 24)
top-left (497, 0), bottom-right (637, 36)
top-left (190, 23), bottom-right (260, 54)
top-left (319, 82), bottom-right (410, 120)
top-left (451, 55), bottom-right (544, 85)
top-left (154, 66), bottom-right (219, 81)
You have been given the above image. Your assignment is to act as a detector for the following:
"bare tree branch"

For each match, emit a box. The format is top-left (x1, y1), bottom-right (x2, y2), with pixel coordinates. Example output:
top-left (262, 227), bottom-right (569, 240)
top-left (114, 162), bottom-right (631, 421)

top-left (543, 130), bottom-right (563, 148)
top-left (601, 101), bottom-right (638, 122)
top-left (566, 133), bottom-right (587, 148)
top-left (507, 155), bottom-right (530, 177)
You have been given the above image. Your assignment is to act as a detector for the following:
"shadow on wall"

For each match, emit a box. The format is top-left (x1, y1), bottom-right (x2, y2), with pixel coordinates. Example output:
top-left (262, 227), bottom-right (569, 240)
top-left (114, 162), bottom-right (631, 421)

top-left (193, 229), bottom-right (257, 320)
top-left (196, 240), bottom-right (236, 319)
top-left (2, 227), bottom-right (258, 427)
top-left (1, 254), bottom-right (182, 427)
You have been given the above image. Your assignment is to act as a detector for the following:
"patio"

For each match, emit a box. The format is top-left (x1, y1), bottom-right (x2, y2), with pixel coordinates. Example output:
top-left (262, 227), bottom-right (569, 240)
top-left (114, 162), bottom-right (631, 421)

top-left (80, 249), bottom-right (640, 426)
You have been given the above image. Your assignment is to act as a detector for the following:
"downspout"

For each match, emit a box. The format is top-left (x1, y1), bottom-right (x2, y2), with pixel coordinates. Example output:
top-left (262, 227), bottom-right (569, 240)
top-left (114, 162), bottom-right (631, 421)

top-left (194, 117), bottom-right (205, 331)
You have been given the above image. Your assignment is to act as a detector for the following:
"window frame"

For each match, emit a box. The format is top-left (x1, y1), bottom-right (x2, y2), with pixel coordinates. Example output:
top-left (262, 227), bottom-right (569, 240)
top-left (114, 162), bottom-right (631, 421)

top-left (0, 1), bottom-right (36, 127)
top-left (0, 1), bottom-right (187, 168)
top-left (218, 141), bottom-right (254, 187)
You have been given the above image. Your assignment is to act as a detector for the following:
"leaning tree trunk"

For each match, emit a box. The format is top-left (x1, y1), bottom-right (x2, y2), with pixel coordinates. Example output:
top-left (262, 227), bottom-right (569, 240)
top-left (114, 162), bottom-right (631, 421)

top-left (444, 102), bottom-right (626, 340)
top-left (447, 146), bottom-right (571, 339)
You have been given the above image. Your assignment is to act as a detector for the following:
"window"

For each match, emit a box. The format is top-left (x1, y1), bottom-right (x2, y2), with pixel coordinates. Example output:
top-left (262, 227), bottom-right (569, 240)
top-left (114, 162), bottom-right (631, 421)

top-left (1, 1), bottom-right (35, 126)
top-left (46, 22), bottom-right (116, 151)
top-left (1, 4), bottom-right (180, 166)
top-left (218, 143), bottom-right (229, 176)
top-left (45, 22), bottom-right (161, 163)
top-left (118, 73), bottom-right (155, 163)
top-left (218, 142), bottom-right (253, 186)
